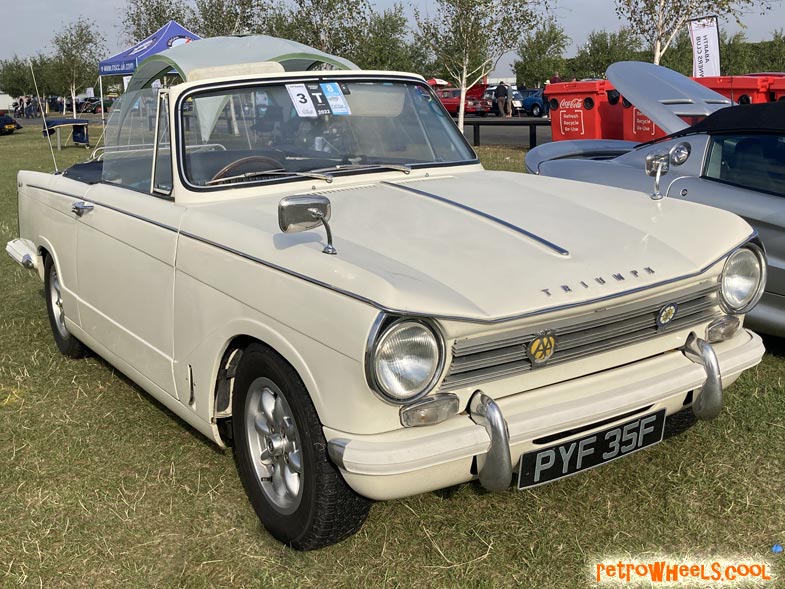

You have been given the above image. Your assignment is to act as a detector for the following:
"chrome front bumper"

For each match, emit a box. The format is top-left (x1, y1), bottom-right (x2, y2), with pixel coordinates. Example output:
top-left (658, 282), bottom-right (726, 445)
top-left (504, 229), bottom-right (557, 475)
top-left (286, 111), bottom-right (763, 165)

top-left (5, 238), bottom-right (37, 270)
top-left (466, 331), bottom-right (734, 492)
top-left (327, 328), bottom-right (764, 500)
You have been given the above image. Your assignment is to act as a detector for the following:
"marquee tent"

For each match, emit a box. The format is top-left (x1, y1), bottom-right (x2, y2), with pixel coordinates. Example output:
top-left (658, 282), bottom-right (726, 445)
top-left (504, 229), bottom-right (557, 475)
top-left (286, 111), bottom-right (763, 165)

top-left (95, 21), bottom-right (200, 126)
top-left (98, 21), bottom-right (201, 76)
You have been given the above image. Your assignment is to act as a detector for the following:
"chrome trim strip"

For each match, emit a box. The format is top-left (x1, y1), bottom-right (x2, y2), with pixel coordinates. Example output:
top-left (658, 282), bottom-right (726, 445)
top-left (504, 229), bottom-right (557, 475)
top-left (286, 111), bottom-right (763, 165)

top-left (181, 230), bottom-right (755, 324)
top-left (24, 181), bottom-right (759, 326)
top-left (27, 185), bottom-right (180, 233)
top-left (381, 181), bottom-right (570, 256)
top-left (327, 439), bottom-right (349, 470)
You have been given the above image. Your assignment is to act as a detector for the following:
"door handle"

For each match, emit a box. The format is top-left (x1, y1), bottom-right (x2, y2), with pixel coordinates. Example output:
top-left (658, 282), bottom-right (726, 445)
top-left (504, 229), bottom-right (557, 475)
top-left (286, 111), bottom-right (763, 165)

top-left (71, 201), bottom-right (94, 217)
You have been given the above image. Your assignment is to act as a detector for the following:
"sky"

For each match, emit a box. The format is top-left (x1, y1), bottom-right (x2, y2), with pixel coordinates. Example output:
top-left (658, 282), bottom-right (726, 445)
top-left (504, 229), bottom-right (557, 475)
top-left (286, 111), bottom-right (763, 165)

top-left (2, 0), bottom-right (784, 77)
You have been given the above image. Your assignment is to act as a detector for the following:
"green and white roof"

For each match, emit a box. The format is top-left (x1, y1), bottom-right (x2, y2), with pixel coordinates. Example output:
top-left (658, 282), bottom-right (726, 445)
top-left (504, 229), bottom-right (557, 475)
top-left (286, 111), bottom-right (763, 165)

top-left (128, 35), bottom-right (359, 91)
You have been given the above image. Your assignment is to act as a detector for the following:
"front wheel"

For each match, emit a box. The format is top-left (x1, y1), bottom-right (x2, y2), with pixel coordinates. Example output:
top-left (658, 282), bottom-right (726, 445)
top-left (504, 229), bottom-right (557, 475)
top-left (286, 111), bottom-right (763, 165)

top-left (532, 104), bottom-right (542, 117)
top-left (232, 343), bottom-right (371, 550)
top-left (44, 255), bottom-right (86, 358)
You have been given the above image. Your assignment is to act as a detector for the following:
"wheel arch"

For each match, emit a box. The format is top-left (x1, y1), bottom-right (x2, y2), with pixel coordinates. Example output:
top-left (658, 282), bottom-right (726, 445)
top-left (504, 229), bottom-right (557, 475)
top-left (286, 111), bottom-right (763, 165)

top-left (210, 330), bottom-right (322, 447)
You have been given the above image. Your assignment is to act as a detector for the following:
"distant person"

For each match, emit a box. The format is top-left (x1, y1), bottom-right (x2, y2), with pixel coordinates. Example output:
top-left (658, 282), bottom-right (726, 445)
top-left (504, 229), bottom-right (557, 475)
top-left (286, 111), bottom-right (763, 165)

top-left (549, 72), bottom-right (562, 84)
top-left (494, 82), bottom-right (509, 118)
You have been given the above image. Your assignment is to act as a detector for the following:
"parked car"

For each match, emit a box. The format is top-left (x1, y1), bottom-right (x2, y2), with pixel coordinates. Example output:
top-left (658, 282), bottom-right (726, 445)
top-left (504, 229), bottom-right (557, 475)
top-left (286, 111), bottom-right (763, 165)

top-left (521, 87), bottom-right (549, 117)
top-left (483, 87), bottom-right (525, 116)
top-left (78, 97), bottom-right (113, 114)
top-left (436, 87), bottom-right (491, 116)
top-left (0, 114), bottom-right (21, 135)
top-left (7, 39), bottom-right (767, 550)
top-left (527, 61), bottom-right (785, 337)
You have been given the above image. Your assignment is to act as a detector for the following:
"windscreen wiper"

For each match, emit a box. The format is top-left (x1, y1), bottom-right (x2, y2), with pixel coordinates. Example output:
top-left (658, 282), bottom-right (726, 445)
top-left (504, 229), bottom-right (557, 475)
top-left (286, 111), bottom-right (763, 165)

top-left (205, 168), bottom-right (334, 186)
top-left (311, 163), bottom-right (412, 175)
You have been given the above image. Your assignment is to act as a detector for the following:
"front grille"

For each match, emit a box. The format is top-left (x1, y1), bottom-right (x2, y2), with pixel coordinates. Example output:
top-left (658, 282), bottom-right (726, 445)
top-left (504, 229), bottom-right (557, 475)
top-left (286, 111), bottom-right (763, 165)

top-left (441, 285), bottom-right (721, 390)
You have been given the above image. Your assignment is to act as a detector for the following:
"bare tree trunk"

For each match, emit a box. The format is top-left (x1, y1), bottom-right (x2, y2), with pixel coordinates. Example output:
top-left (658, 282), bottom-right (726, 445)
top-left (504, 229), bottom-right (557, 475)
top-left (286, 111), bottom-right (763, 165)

top-left (70, 86), bottom-right (77, 119)
top-left (457, 68), bottom-right (467, 130)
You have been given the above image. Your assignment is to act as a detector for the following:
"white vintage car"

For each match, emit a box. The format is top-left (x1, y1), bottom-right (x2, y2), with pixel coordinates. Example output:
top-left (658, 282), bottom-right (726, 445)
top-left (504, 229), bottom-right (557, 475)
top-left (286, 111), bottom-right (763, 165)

top-left (6, 36), bottom-right (768, 550)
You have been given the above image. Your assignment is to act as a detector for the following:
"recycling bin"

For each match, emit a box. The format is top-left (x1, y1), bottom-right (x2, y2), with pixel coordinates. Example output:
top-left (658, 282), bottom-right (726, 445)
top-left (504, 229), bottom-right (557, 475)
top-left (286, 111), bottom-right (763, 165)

top-left (693, 75), bottom-right (772, 104)
top-left (545, 80), bottom-right (624, 141)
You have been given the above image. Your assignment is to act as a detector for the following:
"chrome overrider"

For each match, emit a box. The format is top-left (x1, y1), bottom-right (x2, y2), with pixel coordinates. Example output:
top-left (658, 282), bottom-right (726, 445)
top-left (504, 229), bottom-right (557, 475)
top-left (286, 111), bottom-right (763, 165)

top-left (683, 332), bottom-right (723, 420)
top-left (467, 330), bottom-right (723, 492)
top-left (469, 391), bottom-right (512, 491)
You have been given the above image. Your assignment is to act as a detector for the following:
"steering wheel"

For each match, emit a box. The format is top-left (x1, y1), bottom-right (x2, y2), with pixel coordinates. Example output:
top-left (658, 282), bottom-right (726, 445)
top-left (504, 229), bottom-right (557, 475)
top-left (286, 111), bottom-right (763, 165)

top-left (209, 155), bottom-right (285, 182)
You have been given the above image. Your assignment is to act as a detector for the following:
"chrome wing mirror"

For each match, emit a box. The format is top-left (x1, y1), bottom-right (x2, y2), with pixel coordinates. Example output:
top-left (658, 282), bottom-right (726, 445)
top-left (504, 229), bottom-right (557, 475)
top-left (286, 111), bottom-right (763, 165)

top-left (645, 150), bottom-right (670, 200)
top-left (278, 195), bottom-right (337, 255)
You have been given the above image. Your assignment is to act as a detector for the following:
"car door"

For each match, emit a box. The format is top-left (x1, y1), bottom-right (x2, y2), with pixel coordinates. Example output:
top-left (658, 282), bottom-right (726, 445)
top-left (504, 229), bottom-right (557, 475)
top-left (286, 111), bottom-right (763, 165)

top-left (74, 188), bottom-right (184, 398)
top-left (74, 88), bottom-right (184, 399)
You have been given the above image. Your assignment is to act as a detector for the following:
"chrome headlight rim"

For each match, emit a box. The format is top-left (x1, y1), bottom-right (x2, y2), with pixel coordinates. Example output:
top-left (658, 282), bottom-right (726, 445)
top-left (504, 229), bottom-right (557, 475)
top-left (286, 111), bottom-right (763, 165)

top-left (719, 243), bottom-right (766, 315)
top-left (365, 315), bottom-right (446, 405)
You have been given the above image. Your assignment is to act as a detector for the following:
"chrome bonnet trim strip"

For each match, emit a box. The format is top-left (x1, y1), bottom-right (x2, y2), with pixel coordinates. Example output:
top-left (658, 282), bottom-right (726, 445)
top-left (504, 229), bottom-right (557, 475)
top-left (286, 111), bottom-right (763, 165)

top-left (181, 229), bottom-right (755, 325)
top-left (381, 180), bottom-right (570, 256)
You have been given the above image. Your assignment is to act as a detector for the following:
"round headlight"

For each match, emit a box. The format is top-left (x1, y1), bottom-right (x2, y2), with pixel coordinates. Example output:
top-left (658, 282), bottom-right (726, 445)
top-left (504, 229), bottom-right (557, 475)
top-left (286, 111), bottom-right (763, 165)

top-left (370, 320), bottom-right (443, 402)
top-left (720, 245), bottom-right (766, 313)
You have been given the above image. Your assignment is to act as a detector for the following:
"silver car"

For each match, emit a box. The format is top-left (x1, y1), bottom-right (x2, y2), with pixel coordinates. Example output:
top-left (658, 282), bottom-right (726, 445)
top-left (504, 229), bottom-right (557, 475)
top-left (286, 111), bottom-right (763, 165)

top-left (528, 62), bottom-right (785, 336)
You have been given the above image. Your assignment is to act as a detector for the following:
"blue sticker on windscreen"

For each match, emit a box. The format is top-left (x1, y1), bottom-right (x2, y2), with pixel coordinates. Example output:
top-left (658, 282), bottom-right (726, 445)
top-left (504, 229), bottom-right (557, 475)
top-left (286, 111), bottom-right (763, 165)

top-left (320, 83), bottom-right (351, 115)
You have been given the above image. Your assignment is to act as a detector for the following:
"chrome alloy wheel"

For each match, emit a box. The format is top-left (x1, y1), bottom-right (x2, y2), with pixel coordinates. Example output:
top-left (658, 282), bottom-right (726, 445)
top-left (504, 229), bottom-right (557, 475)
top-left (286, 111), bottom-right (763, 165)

top-left (48, 264), bottom-right (69, 339)
top-left (244, 377), bottom-right (303, 514)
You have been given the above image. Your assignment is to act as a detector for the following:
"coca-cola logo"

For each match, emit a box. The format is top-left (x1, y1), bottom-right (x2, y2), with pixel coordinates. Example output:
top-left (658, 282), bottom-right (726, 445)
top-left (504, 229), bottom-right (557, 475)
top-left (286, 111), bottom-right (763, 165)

top-left (560, 98), bottom-right (583, 109)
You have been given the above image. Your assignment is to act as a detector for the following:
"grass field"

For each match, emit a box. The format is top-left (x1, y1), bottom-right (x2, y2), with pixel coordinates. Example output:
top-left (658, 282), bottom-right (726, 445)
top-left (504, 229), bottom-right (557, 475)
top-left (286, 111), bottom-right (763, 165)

top-left (1, 125), bottom-right (783, 588)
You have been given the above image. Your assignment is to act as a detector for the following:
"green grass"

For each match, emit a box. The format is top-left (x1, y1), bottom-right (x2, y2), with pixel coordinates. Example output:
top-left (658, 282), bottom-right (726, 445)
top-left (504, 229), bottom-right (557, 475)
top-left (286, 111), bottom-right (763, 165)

top-left (1, 127), bottom-right (784, 588)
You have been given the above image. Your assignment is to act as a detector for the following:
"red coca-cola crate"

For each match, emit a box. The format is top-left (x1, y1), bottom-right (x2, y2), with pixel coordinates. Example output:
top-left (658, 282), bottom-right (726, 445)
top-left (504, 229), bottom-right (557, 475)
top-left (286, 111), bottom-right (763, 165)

top-left (621, 101), bottom-right (667, 142)
top-left (768, 76), bottom-right (785, 101)
top-left (620, 102), bottom-right (706, 142)
top-left (545, 80), bottom-right (623, 141)
top-left (693, 75), bottom-right (772, 104)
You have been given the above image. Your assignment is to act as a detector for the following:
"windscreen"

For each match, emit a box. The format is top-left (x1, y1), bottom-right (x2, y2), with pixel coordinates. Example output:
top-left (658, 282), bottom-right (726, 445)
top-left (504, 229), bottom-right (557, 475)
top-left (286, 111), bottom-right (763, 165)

top-left (179, 79), bottom-right (477, 187)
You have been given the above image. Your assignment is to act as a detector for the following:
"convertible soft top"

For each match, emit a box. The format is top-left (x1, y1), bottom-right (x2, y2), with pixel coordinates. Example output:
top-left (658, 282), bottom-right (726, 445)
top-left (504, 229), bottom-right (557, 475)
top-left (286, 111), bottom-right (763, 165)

top-left (128, 35), bottom-right (358, 91)
top-left (678, 101), bottom-right (785, 136)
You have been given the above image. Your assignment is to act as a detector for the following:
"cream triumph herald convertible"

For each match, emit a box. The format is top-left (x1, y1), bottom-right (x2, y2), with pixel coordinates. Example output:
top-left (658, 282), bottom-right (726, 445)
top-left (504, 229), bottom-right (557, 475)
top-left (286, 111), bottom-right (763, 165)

top-left (6, 36), bottom-right (767, 549)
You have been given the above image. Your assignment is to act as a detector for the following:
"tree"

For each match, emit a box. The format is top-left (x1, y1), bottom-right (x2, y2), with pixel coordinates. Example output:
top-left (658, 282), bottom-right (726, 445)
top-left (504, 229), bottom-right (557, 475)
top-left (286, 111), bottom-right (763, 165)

top-left (50, 18), bottom-right (107, 118)
top-left (414, 0), bottom-right (539, 128)
top-left (0, 56), bottom-right (35, 97)
top-left (122, 0), bottom-right (194, 43)
top-left (568, 28), bottom-right (641, 80)
top-left (192, 0), bottom-right (268, 37)
top-left (513, 18), bottom-right (569, 88)
top-left (267, 0), bottom-right (372, 61)
top-left (614, 0), bottom-right (775, 65)
top-left (658, 29), bottom-right (692, 75)
top-left (353, 5), bottom-right (434, 73)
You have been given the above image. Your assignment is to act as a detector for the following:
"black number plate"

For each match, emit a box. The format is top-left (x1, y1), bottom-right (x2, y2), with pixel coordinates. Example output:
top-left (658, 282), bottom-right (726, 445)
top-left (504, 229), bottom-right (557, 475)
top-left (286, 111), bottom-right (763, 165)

top-left (517, 409), bottom-right (666, 489)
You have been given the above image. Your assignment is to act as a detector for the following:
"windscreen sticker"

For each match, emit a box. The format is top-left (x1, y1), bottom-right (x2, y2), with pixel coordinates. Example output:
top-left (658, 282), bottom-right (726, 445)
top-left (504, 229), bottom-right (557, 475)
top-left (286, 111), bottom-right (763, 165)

top-left (320, 82), bottom-right (351, 115)
top-left (286, 84), bottom-right (318, 117)
top-left (287, 82), bottom-right (352, 117)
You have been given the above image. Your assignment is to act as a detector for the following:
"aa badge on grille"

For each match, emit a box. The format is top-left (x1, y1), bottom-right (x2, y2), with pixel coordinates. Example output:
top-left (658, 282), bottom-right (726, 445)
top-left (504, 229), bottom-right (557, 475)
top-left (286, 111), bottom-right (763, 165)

top-left (527, 330), bottom-right (557, 365)
top-left (657, 302), bottom-right (679, 327)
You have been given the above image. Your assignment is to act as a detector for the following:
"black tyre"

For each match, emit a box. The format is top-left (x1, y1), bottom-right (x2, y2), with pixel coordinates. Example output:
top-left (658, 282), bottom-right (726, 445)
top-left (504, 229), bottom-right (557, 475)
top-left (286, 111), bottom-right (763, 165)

top-left (44, 255), bottom-right (86, 358)
top-left (232, 343), bottom-right (371, 550)
top-left (532, 104), bottom-right (542, 117)
top-left (663, 407), bottom-right (697, 439)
